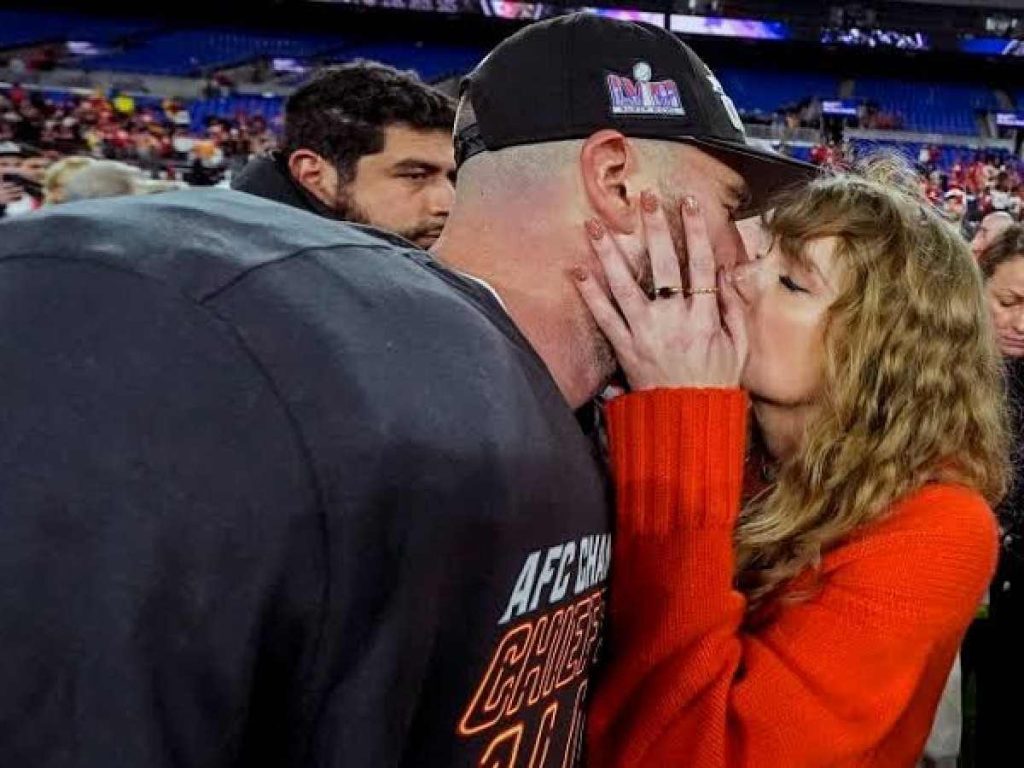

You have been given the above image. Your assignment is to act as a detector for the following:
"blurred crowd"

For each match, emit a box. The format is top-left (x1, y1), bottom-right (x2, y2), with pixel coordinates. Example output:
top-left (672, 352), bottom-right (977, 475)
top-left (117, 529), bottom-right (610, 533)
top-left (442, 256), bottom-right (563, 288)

top-left (1, 84), bottom-right (278, 216)
top-left (4, 80), bottom-right (1024, 243)
top-left (805, 140), bottom-right (1024, 233)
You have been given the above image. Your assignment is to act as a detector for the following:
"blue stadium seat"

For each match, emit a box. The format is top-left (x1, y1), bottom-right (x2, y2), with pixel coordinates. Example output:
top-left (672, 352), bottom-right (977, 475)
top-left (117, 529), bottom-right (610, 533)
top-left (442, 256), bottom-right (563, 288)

top-left (853, 78), bottom-right (995, 135)
top-left (715, 68), bottom-right (839, 115)
top-left (189, 94), bottom-right (285, 131)
top-left (786, 145), bottom-right (814, 163)
top-left (0, 10), bottom-right (157, 48)
top-left (82, 30), bottom-right (345, 76)
top-left (328, 42), bottom-right (485, 83)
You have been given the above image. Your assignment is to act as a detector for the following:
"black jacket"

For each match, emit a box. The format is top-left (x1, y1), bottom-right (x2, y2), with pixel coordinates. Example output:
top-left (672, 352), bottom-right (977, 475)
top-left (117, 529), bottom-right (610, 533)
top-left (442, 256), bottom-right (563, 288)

top-left (993, 358), bottom-right (1024, 601)
top-left (231, 151), bottom-right (343, 220)
top-left (0, 189), bottom-right (611, 768)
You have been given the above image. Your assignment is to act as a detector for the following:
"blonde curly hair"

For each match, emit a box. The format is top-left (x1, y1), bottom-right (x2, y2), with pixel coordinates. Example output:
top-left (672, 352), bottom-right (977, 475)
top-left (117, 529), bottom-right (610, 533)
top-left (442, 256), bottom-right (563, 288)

top-left (736, 157), bottom-right (1010, 614)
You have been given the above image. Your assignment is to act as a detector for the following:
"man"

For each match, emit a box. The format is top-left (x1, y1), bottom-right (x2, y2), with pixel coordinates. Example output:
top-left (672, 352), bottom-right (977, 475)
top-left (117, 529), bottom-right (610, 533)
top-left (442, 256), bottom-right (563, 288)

top-left (232, 61), bottom-right (456, 248)
top-left (0, 140), bottom-right (23, 174)
top-left (942, 186), bottom-right (966, 225)
top-left (18, 147), bottom-right (52, 186)
top-left (972, 210), bottom-right (1014, 260)
top-left (989, 171), bottom-right (1015, 215)
top-left (0, 14), bottom-right (812, 768)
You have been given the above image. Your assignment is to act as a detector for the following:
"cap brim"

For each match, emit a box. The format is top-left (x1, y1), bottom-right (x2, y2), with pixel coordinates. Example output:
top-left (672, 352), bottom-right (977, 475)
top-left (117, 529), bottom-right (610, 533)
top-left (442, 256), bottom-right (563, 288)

top-left (680, 137), bottom-right (819, 218)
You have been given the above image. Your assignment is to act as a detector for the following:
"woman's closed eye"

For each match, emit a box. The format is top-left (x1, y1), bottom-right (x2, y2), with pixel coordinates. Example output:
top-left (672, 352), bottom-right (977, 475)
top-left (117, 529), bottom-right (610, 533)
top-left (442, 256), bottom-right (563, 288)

top-left (779, 274), bottom-right (809, 293)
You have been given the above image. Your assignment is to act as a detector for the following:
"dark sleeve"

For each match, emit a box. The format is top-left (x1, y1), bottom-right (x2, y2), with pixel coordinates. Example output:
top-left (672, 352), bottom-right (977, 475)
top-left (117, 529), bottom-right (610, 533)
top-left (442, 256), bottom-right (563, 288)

top-left (0, 259), bottom-right (325, 768)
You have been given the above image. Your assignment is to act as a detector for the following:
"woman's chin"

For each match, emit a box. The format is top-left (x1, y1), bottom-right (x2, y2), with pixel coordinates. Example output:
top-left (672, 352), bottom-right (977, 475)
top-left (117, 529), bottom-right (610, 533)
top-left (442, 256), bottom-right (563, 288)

top-left (998, 340), bottom-right (1024, 358)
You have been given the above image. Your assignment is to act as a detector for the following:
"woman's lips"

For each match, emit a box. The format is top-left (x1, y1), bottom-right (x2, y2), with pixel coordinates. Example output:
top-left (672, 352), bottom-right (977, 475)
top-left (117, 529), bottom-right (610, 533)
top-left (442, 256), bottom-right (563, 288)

top-left (998, 335), bottom-right (1024, 355)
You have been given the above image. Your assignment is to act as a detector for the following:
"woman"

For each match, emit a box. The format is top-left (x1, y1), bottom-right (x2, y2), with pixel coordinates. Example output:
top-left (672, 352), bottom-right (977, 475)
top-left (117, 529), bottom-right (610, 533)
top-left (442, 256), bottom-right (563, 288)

top-left (971, 224), bottom-right (1024, 766)
top-left (574, 164), bottom-right (1007, 767)
top-left (980, 224), bottom-right (1024, 358)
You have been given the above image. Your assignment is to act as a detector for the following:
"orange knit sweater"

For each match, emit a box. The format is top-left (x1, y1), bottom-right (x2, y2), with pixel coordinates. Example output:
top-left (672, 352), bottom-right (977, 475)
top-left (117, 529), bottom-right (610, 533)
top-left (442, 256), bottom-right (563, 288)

top-left (586, 389), bottom-right (998, 768)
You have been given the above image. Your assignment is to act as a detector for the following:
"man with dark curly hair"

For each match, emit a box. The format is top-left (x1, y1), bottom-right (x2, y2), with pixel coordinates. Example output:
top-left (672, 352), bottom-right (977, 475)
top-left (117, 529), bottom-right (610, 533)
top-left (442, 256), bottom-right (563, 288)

top-left (233, 60), bottom-right (457, 248)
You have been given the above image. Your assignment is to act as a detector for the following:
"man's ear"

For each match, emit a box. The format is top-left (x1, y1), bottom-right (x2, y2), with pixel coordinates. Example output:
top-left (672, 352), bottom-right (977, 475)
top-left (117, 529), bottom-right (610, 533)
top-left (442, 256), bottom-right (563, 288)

top-left (580, 130), bottom-right (640, 235)
top-left (287, 149), bottom-right (333, 203)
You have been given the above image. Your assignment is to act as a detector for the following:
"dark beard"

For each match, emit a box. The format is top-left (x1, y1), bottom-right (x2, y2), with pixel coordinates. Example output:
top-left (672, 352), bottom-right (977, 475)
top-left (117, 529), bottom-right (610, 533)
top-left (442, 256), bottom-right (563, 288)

top-left (329, 181), bottom-right (372, 227)
top-left (329, 182), bottom-right (443, 248)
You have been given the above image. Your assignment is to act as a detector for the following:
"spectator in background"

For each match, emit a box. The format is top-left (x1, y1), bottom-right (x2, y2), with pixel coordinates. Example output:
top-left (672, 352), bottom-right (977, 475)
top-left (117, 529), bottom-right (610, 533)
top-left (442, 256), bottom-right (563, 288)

top-left (1011, 184), bottom-right (1024, 220)
top-left (0, 176), bottom-right (21, 218)
top-left (0, 140), bottom-right (22, 173)
top-left (990, 171), bottom-right (1016, 214)
top-left (943, 186), bottom-right (966, 225)
top-left (232, 61), bottom-right (456, 249)
top-left (982, 226), bottom-right (1024, 358)
top-left (18, 147), bottom-right (52, 186)
top-left (972, 210), bottom-right (1015, 260)
top-left (973, 225), bottom-right (1024, 766)
top-left (922, 170), bottom-right (943, 205)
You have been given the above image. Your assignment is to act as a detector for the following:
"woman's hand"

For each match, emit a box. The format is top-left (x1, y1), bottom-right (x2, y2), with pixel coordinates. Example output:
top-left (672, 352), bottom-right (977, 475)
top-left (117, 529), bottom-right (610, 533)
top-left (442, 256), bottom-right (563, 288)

top-left (574, 191), bottom-right (748, 391)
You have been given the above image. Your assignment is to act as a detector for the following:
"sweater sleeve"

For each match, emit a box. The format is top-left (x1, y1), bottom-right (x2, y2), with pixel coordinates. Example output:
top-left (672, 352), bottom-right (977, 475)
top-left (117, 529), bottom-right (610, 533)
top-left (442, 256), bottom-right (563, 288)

top-left (586, 388), bottom-right (998, 768)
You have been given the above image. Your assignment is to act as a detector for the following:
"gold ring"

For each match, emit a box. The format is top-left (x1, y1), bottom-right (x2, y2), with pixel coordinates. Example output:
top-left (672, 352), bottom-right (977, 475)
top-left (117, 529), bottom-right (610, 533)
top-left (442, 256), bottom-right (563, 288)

top-left (651, 286), bottom-right (685, 299)
top-left (686, 287), bottom-right (718, 296)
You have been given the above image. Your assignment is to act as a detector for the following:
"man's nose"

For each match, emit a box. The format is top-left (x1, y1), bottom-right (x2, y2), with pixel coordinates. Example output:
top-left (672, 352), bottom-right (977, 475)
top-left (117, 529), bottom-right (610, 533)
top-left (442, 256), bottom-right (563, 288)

top-left (428, 178), bottom-right (456, 217)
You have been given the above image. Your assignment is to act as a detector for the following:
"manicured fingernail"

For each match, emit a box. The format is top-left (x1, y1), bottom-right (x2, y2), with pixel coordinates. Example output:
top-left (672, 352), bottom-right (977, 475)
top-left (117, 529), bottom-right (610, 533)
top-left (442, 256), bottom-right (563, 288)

top-left (571, 266), bottom-right (588, 282)
top-left (640, 190), bottom-right (658, 214)
top-left (682, 195), bottom-right (699, 216)
top-left (585, 219), bottom-right (605, 240)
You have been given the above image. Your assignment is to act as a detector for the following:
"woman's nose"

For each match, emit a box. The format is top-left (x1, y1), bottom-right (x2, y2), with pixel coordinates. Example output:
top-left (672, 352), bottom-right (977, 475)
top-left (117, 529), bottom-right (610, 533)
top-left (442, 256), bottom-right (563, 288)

top-left (729, 258), bottom-right (768, 303)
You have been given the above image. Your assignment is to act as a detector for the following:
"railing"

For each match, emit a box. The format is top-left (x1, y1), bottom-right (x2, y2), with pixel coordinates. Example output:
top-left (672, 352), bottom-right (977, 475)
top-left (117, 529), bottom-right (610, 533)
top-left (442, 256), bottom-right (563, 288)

top-left (744, 122), bottom-right (1016, 151)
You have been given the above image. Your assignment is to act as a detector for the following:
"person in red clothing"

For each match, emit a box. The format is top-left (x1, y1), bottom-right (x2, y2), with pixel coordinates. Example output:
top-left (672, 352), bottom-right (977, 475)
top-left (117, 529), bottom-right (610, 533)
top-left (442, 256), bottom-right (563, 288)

top-left (573, 159), bottom-right (1008, 767)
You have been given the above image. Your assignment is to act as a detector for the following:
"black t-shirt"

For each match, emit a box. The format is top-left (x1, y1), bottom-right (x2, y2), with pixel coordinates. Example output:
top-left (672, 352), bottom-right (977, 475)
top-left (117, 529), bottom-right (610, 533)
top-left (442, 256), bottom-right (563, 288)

top-left (0, 190), bottom-right (612, 768)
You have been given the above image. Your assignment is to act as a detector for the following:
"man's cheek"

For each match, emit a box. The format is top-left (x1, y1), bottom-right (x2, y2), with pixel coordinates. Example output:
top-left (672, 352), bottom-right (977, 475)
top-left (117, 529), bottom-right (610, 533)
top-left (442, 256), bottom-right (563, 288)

top-left (710, 220), bottom-right (745, 270)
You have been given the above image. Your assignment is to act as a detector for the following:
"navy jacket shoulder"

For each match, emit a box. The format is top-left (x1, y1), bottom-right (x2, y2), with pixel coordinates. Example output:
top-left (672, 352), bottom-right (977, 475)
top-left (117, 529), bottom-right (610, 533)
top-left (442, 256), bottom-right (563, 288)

top-left (0, 189), bottom-right (611, 768)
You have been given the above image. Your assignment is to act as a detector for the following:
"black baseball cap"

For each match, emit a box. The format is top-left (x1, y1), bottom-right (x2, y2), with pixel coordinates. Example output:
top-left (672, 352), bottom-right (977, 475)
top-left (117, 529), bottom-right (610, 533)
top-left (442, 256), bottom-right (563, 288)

top-left (457, 12), bottom-right (817, 217)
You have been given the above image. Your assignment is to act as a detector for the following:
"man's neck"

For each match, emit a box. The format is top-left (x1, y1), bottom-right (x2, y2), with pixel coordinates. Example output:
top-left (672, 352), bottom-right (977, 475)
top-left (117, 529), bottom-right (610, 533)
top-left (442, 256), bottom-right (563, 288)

top-left (433, 213), bottom-right (607, 409)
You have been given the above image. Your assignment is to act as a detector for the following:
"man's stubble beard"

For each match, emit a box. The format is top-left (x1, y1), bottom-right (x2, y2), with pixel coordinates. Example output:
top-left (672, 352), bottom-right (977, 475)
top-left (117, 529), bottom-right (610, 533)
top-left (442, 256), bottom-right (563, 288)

top-left (331, 179), bottom-right (445, 248)
top-left (329, 178), bottom-right (372, 228)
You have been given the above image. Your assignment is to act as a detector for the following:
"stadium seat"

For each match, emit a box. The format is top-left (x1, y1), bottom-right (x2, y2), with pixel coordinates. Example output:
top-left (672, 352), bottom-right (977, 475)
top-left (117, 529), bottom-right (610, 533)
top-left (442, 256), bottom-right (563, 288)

top-left (0, 9), bottom-right (157, 48)
top-left (189, 95), bottom-right (285, 131)
top-left (715, 68), bottom-right (840, 116)
top-left (327, 42), bottom-right (486, 84)
top-left (81, 30), bottom-right (345, 77)
top-left (853, 78), bottom-right (996, 135)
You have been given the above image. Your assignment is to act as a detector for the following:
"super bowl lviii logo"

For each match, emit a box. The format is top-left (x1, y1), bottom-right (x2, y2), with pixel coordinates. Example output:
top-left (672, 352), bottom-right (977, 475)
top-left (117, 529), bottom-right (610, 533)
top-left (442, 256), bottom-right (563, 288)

top-left (607, 61), bottom-right (686, 117)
